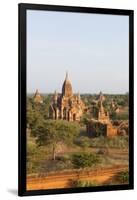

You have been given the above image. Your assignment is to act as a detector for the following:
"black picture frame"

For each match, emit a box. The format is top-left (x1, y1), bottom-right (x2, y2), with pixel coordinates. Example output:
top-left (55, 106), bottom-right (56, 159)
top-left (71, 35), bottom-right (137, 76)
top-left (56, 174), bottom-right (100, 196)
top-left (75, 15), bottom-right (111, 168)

top-left (18, 3), bottom-right (134, 196)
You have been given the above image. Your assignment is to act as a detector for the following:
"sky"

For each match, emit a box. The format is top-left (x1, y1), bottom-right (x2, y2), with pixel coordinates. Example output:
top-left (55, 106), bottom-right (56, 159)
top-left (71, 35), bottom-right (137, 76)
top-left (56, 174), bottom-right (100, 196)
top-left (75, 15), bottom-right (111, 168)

top-left (27, 10), bottom-right (129, 94)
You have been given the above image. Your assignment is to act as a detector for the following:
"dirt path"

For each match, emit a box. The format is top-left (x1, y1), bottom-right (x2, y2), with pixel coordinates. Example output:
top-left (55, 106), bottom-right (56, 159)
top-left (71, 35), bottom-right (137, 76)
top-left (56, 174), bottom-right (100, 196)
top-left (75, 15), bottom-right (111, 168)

top-left (27, 165), bottom-right (128, 190)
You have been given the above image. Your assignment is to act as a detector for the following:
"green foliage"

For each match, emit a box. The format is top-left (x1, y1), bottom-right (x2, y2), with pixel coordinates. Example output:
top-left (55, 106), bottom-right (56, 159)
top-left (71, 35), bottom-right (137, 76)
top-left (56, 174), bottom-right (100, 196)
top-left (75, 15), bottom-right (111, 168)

top-left (81, 94), bottom-right (95, 107)
top-left (27, 141), bottom-right (49, 174)
top-left (71, 152), bottom-right (100, 168)
top-left (33, 120), bottom-right (80, 145)
top-left (27, 142), bottom-right (37, 158)
top-left (106, 170), bottom-right (129, 185)
top-left (52, 159), bottom-right (73, 171)
top-left (27, 160), bottom-right (40, 174)
top-left (90, 136), bottom-right (129, 149)
top-left (56, 154), bottom-right (70, 162)
top-left (117, 171), bottom-right (129, 183)
top-left (110, 111), bottom-right (117, 120)
top-left (74, 136), bottom-right (91, 148)
top-left (27, 95), bottom-right (52, 129)
top-left (74, 180), bottom-right (98, 187)
top-left (32, 120), bottom-right (80, 160)
top-left (26, 94), bottom-right (129, 175)
top-left (27, 109), bottom-right (44, 128)
top-left (80, 113), bottom-right (91, 125)
top-left (117, 98), bottom-right (128, 106)
top-left (116, 113), bottom-right (129, 120)
top-left (110, 112), bottom-right (129, 120)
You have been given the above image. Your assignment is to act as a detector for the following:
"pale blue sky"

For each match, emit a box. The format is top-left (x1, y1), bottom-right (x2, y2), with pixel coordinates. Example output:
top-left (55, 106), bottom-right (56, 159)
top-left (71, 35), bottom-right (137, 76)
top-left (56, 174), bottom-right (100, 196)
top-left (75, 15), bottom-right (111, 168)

top-left (27, 10), bottom-right (129, 94)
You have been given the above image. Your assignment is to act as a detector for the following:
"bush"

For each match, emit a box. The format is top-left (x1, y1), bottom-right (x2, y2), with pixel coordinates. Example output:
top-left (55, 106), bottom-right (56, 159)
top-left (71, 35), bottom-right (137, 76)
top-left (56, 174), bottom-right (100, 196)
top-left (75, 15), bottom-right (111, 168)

top-left (90, 136), bottom-right (108, 148)
top-left (117, 171), bottom-right (129, 183)
top-left (56, 154), bottom-right (70, 162)
top-left (27, 160), bottom-right (41, 174)
top-left (27, 142), bottom-right (37, 157)
top-left (54, 160), bottom-right (73, 171)
top-left (71, 152), bottom-right (100, 169)
top-left (106, 170), bottom-right (129, 185)
top-left (42, 157), bottom-right (73, 172)
top-left (74, 136), bottom-right (91, 148)
top-left (107, 136), bottom-right (128, 148)
top-left (74, 180), bottom-right (98, 187)
top-left (27, 142), bottom-right (50, 174)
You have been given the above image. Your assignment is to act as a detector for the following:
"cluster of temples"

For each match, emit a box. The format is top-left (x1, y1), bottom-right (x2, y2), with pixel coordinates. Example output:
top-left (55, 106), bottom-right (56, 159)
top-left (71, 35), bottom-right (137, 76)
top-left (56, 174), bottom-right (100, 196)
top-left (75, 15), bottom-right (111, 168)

top-left (32, 72), bottom-right (121, 137)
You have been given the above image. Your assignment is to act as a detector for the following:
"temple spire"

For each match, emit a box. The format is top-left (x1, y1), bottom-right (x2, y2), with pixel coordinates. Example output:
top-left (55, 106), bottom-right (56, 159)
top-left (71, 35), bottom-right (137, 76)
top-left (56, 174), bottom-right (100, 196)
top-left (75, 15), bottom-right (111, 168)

top-left (78, 92), bottom-right (81, 100)
top-left (36, 89), bottom-right (39, 94)
top-left (62, 71), bottom-right (73, 97)
top-left (34, 89), bottom-right (43, 103)
top-left (65, 71), bottom-right (68, 80)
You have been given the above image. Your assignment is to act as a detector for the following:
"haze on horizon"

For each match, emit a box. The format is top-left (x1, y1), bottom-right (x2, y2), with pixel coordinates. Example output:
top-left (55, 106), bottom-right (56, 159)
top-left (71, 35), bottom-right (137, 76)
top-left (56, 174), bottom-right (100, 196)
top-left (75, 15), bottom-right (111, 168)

top-left (27, 10), bottom-right (129, 94)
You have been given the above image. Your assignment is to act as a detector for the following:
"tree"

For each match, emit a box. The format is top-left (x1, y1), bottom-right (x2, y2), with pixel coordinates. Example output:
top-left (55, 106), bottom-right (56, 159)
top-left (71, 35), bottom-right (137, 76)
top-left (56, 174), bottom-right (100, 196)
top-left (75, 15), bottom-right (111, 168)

top-left (27, 106), bottom-right (44, 129)
top-left (110, 111), bottom-right (117, 120)
top-left (32, 120), bottom-right (80, 160)
top-left (27, 95), bottom-right (51, 129)
top-left (80, 112), bottom-right (91, 126)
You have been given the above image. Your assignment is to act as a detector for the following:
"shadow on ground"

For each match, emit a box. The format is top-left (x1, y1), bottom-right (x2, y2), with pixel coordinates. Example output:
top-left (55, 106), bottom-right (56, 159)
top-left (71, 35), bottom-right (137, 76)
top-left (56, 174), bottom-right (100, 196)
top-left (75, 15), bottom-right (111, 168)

top-left (7, 189), bottom-right (18, 196)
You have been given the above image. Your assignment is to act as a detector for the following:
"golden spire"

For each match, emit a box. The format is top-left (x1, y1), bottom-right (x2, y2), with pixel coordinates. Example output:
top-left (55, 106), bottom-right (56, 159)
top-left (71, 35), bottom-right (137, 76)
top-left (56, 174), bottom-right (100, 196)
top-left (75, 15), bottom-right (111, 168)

top-left (65, 71), bottom-right (68, 81)
top-left (78, 91), bottom-right (81, 100)
top-left (34, 89), bottom-right (43, 103)
top-left (62, 71), bottom-right (73, 97)
top-left (36, 89), bottom-right (39, 94)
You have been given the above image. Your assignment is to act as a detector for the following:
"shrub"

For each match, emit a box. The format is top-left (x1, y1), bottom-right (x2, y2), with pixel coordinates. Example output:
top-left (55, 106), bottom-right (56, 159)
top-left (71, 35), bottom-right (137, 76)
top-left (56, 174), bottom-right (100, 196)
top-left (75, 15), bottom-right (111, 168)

top-left (54, 160), bottom-right (73, 171)
top-left (73, 180), bottom-right (98, 187)
top-left (71, 152), bottom-right (100, 169)
top-left (74, 136), bottom-right (91, 148)
top-left (56, 154), bottom-right (70, 162)
top-left (90, 136), bottom-right (108, 148)
top-left (106, 170), bottom-right (129, 185)
top-left (117, 171), bottom-right (129, 183)
top-left (27, 142), bottom-right (37, 157)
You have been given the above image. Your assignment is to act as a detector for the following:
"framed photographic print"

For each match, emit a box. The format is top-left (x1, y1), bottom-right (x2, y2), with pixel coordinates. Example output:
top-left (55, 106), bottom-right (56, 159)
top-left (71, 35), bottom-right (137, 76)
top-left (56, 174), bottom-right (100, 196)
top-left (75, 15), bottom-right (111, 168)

top-left (18, 3), bottom-right (134, 196)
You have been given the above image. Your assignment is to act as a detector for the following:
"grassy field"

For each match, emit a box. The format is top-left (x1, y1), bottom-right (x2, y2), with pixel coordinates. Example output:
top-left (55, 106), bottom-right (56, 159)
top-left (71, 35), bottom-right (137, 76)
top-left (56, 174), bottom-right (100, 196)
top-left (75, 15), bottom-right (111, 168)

top-left (27, 133), bottom-right (129, 177)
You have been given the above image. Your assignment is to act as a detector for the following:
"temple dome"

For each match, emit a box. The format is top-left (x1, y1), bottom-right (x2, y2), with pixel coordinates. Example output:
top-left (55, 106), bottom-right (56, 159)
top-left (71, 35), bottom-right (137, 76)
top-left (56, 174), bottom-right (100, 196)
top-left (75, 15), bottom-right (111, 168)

top-left (62, 72), bottom-right (73, 97)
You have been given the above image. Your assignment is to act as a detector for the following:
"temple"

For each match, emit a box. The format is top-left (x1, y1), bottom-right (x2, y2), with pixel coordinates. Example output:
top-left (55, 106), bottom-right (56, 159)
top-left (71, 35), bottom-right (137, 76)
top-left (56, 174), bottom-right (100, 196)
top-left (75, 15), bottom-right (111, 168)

top-left (33, 89), bottom-right (43, 104)
top-left (49, 72), bottom-right (85, 121)
top-left (87, 92), bottom-right (118, 137)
